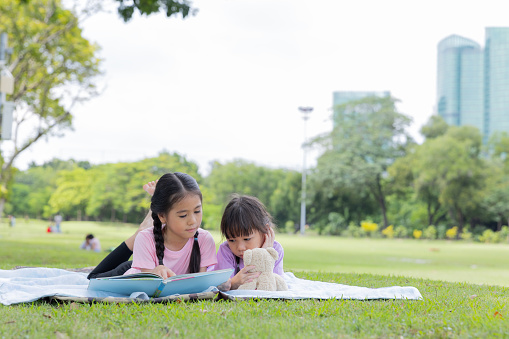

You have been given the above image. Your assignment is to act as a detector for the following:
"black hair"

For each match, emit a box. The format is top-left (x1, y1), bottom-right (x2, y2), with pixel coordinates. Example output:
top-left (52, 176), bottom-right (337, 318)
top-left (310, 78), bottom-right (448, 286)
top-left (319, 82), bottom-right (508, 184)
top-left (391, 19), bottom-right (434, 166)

top-left (220, 194), bottom-right (274, 240)
top-left (86, 234), bottom-right (94, 240)
top-left (151, 172), bottom-right (203, 274)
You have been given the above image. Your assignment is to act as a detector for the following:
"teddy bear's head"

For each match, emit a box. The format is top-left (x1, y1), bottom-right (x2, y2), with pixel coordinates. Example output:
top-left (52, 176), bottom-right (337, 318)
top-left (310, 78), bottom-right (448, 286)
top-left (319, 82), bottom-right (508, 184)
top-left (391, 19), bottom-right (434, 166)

top-left (242, 247), bottom-right (279, 272)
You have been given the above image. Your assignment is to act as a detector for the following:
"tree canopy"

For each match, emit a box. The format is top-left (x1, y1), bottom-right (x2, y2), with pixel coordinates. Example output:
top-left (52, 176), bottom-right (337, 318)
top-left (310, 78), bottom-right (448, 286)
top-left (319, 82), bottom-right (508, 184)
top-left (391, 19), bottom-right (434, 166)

top-left (310, 96), bottom-right (413, 229)
top-left (0, 0), bottom-right (102, 216)
top-left (114, 0), bottom-right (197, 22)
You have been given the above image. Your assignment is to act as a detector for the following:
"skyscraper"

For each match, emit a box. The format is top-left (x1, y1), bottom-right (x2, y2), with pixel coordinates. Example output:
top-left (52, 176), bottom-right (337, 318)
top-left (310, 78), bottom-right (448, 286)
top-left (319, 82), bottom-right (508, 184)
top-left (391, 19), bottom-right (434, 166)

top-left (436, 27), bottom-right (509, 142)
top-left (484, 27), bottom-right (509, 139)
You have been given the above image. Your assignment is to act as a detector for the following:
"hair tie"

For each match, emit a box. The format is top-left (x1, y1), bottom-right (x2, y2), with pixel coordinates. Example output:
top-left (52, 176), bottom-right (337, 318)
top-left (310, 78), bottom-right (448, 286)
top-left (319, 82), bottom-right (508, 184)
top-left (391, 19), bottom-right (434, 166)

top-left (194, 231), bottom-right (199, 242)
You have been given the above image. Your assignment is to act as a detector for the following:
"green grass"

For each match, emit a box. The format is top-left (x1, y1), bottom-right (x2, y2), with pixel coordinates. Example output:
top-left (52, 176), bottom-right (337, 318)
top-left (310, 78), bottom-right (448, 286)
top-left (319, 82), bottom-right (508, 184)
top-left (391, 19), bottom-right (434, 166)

top-left (281, 235), bottom-right (509, 287)
top-left (1, 220), bottom-right (509, 338)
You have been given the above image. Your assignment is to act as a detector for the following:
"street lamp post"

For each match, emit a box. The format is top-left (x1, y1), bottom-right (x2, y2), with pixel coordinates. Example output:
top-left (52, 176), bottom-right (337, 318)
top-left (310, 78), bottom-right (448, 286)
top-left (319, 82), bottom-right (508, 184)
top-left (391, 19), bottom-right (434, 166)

top-left (298, 106), bottom-right (313, 235)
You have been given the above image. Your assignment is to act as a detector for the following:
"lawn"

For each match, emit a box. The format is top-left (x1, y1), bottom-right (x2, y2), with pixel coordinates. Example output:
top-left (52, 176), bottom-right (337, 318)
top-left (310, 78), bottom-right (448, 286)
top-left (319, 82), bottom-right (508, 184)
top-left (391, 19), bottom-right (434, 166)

top-left (1, 219), bottom-right (508, 338)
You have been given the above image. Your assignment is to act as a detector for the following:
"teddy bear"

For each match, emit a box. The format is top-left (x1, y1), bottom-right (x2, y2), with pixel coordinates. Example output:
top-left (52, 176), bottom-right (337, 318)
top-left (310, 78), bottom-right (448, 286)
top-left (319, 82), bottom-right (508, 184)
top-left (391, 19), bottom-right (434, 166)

top-left (238, 247), bottom-right (288, 291)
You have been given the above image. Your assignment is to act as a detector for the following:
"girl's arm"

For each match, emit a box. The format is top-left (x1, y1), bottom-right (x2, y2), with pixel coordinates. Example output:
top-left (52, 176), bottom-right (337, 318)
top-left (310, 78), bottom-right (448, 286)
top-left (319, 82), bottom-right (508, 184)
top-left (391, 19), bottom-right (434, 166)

top-left (273, 241), bottom-right (285, 276)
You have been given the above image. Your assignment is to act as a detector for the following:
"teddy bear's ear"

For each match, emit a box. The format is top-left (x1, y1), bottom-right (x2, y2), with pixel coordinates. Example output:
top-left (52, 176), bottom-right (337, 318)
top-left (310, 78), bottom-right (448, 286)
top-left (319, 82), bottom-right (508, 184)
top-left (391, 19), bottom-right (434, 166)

top-left (266, 247), bottom-right (278, 260)
top-left (243, 249), bottom-right (252, 265)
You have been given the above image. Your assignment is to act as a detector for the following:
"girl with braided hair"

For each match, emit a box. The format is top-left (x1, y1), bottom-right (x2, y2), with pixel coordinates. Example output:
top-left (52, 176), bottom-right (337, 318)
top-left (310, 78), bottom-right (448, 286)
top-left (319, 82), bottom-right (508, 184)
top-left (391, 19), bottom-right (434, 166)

top-left (88, 173), bottom-right (217, 279)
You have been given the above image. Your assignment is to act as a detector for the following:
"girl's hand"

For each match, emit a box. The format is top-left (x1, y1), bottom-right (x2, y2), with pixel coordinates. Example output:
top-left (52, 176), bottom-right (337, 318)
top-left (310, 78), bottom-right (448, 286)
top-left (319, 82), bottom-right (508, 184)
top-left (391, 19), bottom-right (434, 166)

top-left (217, 279), bottom-right (232, 292)
top-left (262, 226), bottom-right (275, 248)
top-left (230, 265), bottom-right (261, 290)
top-left (151, 265), bottom-right (176, 279)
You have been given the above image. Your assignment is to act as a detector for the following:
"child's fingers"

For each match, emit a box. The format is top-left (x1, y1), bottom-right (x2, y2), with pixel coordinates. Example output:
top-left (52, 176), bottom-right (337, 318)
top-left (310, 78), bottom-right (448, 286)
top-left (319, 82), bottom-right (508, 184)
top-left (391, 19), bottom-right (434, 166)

top-left (242, 265), bottom-right (256, 272)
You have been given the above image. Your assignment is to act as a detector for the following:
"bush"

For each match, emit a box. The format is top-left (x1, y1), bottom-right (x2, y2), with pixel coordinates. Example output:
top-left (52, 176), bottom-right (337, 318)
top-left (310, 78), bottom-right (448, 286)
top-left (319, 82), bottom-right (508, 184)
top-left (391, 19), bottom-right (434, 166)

top-left (323, 212), bottom-right (346, 236)
top-left (284, 220), bottom-right (295, 234)
top-left (477, 229), bottom-right (501, 243)
top-left (341, 223), bottom-right (366, 238)
top-left (446, 226), bottom-right (458, 239)
top-left (437, 225), bottom-right (447, 240)
top-left (472, 225), bottom-right (487, 236)
top-left (499, 226), bottom-right (509, 243)
top-left (394, 225), bottom-right (408, 238)
top-left (423, 225), bottom-right (437, 240)
top-left (381, 225), bottom-right (394, 238)
top-left (360, 221), bottom-right (378, 235)
top-left (460, 228), bottom-right (473, 241)
top-left (413, 229), bottom-right (422, 239)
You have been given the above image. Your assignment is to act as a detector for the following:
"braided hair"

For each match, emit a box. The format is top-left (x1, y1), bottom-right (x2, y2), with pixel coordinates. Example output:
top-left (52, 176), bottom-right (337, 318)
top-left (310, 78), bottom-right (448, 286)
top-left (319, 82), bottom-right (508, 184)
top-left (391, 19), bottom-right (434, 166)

top-left (151, 172), bottom-right (203, 274)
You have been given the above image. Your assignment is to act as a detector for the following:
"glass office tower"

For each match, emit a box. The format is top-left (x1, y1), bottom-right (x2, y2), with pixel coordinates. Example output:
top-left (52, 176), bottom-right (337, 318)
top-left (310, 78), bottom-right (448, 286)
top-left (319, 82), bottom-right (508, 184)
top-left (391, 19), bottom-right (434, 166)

top-left (436, 35), bottom-right (483, 129)
top-left (436, 28), bottom-right (509, 142)
top-left (484, 27), bottom-right (509, 139)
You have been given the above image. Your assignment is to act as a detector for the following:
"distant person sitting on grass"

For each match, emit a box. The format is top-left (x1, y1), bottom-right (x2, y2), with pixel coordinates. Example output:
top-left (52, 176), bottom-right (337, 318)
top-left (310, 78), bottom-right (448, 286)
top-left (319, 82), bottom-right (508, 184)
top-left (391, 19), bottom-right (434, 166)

top-left (87, 173), bottom-right (217, 280)
top-left (8, 215), bottom-right (16, 227)
top-left (54, 213), bottom-right (62, 233)
top-left (81, 234), bottom-right (101, 252)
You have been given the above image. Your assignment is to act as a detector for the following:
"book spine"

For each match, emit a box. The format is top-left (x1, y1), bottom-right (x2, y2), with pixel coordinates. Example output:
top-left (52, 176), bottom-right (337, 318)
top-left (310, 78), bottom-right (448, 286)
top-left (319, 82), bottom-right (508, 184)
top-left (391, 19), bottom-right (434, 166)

top-left (153, 281), bottom-right (166, 298)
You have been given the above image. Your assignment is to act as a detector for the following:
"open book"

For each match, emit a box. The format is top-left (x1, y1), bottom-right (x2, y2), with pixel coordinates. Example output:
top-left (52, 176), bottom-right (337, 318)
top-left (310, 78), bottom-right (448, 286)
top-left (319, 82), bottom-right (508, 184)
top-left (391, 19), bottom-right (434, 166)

top-left (88, 269), bottom-right (233, 297)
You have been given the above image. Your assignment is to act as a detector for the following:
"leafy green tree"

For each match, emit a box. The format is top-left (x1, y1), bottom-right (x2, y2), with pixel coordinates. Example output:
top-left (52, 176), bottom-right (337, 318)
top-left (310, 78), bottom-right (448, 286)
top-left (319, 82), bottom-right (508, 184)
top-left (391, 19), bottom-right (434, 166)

top-left (207, 160), bottom-right (276, 205)
top-left (18, 0), bottom-right (197, 22)
top-left (481, 133), bottom-right (509, 230)
top-left (388, 143), bottom-right (448, 227)
top-left (488, 132), bottom-right (509, 172)
top-left (269, 170), bottom-right (301, 227)
top-left (6, 159), bottom-right (78, 218)
top-left (205, 160), bottom-right (296, 226)
top-left (482, 166), bottom-right (509, 231)
top-left (308, 151), bottom-right (379, 233)
top-left (83, 152), bottom-right (201, 223)
top-left (311, 96), bottom-right (413, 228)
top-left (415, 126), bottom-right (486, 234)
top-left (48, 167), bottom-right (93, 220)
top-left (420, 115), bottom-right (449, 140)
top-left (113, 0), bottom-right (196, 22)
top-left (0, 0), bottom-right (101, 216)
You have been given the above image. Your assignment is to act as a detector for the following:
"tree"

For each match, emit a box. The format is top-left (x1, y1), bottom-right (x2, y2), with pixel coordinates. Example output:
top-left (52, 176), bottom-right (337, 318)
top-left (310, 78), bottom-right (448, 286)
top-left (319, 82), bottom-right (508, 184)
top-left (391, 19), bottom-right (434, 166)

top-left (388, 142), bottom-right (448, 227)
top-left (5, 159), bottom-right (77, 218)
top-left (414, 126), bottom-right (486, 234)
top-left (113, 0), bottom-right (197, 22)
top-left (205, 160), bottom-right (295, 225)
top-left (18, 0), bottom-right (197, 22)
top-left (482, 132), bottom-right (509, 229)
top-left (269, 170), bottom-right (301, 228)
top-left (420, 115), bottom-right (449, 140)
top-left (82, 152), bottom-right (201, 223)
top-left (48, 167), bottom-right (93, 220)
top-left (0, 0), bottom-right (101, 216)
top-left (311, 96), bottom-right (413, 228)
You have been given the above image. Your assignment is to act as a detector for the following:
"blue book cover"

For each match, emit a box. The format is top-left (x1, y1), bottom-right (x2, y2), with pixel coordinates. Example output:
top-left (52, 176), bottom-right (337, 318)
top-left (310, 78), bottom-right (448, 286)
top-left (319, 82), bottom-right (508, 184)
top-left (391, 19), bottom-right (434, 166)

top-left (88, 269), bottom-right (233, 297)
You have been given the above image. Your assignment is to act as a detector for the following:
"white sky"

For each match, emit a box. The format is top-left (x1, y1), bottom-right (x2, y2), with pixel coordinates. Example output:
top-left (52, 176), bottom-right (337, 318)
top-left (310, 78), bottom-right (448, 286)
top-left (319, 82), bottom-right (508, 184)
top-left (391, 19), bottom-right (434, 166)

top-left (8, 0), bottom-right (509, 175)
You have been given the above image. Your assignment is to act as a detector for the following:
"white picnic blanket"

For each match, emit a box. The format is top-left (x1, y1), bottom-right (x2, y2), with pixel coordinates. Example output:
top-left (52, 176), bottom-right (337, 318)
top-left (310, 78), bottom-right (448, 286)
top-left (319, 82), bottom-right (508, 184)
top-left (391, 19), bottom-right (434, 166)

top-left (0, 268), bottom-right (422, 305)
top-left (221, 272), bottom-right (422, 300)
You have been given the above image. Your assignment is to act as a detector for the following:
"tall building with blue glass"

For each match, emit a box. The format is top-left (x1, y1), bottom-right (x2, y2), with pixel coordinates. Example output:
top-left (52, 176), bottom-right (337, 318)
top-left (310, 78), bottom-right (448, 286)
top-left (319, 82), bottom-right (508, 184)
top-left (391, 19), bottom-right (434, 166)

top-left (437, 27), bottom-right (509, 142)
